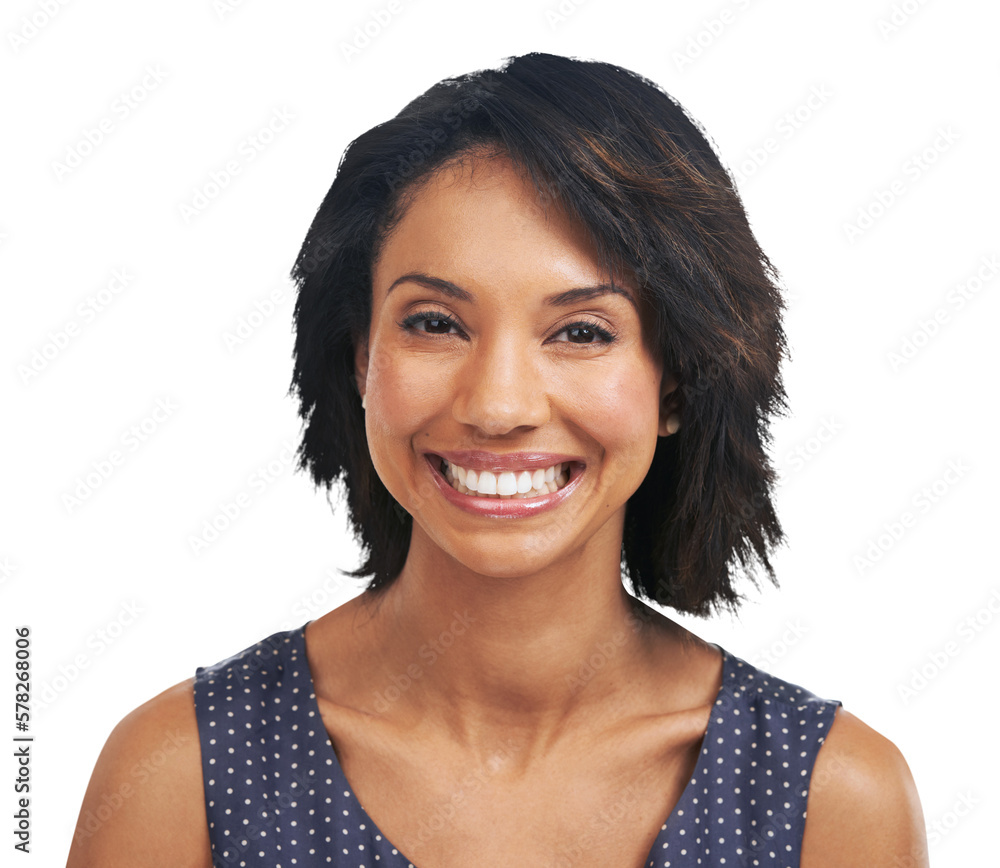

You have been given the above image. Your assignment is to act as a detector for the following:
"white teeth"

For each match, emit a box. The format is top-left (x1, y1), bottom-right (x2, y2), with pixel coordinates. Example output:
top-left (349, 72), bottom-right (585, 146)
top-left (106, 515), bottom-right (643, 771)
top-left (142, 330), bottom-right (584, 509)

top-left (476, 470), bottom-right (498, 495)
top-left (439, 458), bottom-right (575, 499)
top-left (496, 471), bottom-right (517, 496)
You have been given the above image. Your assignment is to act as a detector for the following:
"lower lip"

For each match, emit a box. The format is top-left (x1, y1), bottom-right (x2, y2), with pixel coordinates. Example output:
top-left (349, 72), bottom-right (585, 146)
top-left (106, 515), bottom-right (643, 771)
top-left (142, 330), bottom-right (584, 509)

top-left (425, 456), bottom-right (584, 518)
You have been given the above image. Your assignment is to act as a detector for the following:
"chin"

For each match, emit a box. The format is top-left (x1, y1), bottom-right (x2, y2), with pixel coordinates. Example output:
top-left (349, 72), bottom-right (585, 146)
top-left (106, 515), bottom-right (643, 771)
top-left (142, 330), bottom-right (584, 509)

top-left (429, 536), bottom-right (570, 584)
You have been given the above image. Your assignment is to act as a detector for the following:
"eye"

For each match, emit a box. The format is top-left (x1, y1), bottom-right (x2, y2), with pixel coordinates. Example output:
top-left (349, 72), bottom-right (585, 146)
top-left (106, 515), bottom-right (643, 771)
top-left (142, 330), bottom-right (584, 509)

top-left (553, 320), bottom-right (617, 345)
top-left (399, 311), bottom-right (462, 336)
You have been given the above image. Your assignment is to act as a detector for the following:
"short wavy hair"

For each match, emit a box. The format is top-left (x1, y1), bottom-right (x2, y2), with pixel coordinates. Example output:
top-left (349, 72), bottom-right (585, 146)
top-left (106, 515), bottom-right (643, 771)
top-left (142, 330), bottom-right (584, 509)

top-left (290, 52), bottom-right (787, 616)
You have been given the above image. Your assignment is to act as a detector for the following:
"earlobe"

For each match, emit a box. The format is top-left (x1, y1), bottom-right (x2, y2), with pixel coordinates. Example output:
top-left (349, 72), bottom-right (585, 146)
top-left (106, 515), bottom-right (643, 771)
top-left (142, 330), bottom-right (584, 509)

top-left (658, 372), bottom-right (681, 437)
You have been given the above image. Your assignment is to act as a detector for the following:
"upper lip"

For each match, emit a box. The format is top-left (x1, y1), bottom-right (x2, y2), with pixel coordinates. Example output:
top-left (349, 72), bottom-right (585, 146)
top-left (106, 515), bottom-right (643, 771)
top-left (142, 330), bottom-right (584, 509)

top-left (426, 450), bottom-right (584, 472)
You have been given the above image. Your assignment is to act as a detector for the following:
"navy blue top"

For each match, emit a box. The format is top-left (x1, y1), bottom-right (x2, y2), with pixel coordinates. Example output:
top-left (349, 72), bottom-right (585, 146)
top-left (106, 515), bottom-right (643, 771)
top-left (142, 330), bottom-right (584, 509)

top-left (193, 625), bottom-right (840, 867)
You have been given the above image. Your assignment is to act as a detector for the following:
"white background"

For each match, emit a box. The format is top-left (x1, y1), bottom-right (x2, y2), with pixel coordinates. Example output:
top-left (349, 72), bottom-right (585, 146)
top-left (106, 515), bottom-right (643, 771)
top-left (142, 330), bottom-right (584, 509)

top-left (2, 0), bottom-right (997, 863)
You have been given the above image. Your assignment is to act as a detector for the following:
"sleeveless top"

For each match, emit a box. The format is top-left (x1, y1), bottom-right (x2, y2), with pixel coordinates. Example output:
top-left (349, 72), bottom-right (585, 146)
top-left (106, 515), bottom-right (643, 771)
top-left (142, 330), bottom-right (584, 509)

top-left (193, 625), bottom-right (841, 867)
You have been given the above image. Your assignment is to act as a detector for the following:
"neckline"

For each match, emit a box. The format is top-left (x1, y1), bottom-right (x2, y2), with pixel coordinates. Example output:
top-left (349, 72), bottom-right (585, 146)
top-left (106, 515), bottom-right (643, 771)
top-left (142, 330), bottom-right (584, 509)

top-left (296, 622), bottom-right (731, 867)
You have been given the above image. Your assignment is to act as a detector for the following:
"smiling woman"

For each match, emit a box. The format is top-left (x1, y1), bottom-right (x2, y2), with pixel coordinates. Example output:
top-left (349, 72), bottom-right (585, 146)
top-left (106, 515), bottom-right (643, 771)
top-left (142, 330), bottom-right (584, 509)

top-left (67, 52), bottom-right (927, 868)
top-left (358, 156), bottom-right (669, 582)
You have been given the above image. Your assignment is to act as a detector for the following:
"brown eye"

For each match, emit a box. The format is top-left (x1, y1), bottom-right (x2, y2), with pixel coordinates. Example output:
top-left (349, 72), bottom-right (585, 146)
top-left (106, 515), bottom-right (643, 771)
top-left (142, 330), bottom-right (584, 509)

top-left (567, 326), bottom-right (597, 343)
top-left (424, 318), bottom-right (452, 334)
top-left (554, 321), bottom-right (616, 345)
top-left (400, 311), bottom-right (462, 336)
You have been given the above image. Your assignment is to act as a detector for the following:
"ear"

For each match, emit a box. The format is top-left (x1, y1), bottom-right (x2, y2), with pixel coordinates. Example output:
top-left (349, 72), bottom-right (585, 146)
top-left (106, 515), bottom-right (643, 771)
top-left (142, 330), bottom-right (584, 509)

top-left (354, 334), bottom-right (370, 402)
top-left (657, 372), bottom-right (682, 437)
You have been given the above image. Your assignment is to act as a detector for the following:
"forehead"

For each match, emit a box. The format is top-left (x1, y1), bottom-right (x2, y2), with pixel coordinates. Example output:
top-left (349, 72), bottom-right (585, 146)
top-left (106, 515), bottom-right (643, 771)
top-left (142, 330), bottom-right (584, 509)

top-left (372, 154), bottom-right (635, 301)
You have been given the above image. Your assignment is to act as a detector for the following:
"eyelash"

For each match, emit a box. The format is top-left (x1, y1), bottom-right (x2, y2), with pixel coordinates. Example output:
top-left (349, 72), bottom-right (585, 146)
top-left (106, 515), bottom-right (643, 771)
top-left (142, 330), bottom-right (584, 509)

top-left (398, 310), bottom-right (618, 345)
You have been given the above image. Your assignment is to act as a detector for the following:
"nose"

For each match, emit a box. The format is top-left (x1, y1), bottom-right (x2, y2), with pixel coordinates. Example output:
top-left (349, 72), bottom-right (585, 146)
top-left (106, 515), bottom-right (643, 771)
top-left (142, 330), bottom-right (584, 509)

top-left (450, 334), bottom-right (550, 436)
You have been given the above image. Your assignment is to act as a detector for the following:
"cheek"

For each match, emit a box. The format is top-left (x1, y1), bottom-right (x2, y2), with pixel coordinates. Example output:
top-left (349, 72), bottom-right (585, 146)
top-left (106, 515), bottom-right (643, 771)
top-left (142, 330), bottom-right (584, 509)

top-left (363, 344), bottom-right (445, 458)
top-left (559, 358), bottom-right (662, 456)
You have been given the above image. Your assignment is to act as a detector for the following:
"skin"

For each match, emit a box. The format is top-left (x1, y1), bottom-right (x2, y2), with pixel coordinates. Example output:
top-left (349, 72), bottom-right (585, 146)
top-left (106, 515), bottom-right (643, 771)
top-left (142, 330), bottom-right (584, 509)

top-left (66, 154), bottom-right (928, 867)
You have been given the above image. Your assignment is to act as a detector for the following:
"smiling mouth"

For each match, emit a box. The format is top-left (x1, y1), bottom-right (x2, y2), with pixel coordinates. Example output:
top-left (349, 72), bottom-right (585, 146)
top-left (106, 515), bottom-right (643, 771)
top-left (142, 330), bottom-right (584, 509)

top-left (438, 457), bottom-right (573, 498)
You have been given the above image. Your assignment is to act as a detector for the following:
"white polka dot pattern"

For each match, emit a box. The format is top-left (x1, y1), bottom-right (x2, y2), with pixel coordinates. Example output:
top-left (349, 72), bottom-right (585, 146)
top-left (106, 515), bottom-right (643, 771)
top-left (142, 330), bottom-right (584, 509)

top-left (193, 627), bottom-right (839, 867)
top-left (646, 654), bottom-right (841, 866)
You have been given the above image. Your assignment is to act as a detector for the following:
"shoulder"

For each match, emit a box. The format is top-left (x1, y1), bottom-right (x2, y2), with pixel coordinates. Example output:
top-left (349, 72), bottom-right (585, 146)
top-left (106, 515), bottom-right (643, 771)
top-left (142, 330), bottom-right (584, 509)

top-left (801, 707), bottom-right (928, 867)
top-left (67, 678), bottom-right (212, 868)
top-left (715, 647), bottom-right (841, 730)
top-left (194, 625), bottom-right (304, 688)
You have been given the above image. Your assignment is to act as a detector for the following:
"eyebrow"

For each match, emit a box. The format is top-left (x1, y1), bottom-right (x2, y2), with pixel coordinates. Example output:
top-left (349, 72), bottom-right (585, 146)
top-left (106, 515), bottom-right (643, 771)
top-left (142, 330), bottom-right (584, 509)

top-left (386, 272), bottom-right (636, 308)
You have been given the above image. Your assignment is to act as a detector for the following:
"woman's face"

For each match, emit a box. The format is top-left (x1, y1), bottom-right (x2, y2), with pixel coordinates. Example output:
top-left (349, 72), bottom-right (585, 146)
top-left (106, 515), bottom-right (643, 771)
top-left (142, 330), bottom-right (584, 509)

top-left (358, 153), bottom-right (676, 580)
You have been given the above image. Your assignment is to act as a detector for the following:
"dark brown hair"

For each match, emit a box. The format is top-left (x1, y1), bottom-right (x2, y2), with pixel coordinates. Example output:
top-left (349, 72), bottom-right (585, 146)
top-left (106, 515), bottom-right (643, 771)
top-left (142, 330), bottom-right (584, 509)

top-left (290, 52), bottom-right (787, 616)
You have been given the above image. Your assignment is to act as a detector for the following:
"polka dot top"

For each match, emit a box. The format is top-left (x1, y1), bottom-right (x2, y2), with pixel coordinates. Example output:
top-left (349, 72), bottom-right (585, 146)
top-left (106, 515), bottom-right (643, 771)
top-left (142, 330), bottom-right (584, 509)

top-left (193, 625), bottom-right (841, 867)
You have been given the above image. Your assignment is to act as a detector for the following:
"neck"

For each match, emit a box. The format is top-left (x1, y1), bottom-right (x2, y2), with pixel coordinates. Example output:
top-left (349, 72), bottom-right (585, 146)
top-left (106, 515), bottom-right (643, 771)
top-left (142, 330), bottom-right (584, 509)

top-left (353, 527), bottom-right (664, 755)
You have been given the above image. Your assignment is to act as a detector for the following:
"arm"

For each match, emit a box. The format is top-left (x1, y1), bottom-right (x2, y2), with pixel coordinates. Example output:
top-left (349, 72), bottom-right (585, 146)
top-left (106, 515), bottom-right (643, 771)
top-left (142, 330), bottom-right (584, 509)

top-left (66, 678), bottom-right (213, 868)
top-left (800, 707), bottom-right (928, 867)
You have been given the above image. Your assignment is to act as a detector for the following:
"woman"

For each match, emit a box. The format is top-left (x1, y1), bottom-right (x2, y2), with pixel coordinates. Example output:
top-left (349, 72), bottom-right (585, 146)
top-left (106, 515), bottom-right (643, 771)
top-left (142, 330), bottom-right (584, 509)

top-left (68, 53), bottom-right (927, 867)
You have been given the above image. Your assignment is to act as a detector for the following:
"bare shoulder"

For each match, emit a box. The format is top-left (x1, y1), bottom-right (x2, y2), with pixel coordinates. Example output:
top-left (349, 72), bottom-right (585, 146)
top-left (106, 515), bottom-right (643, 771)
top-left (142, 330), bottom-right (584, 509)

top-left (801, 707), bottom-right (928, 868)
top-left (66, 678), bottom-right (212, 868)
